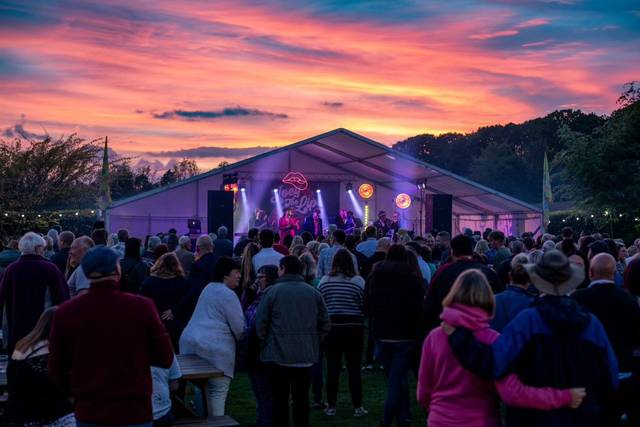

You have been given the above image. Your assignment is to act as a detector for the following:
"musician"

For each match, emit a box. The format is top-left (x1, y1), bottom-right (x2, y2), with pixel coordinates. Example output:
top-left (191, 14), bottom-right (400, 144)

top-left (303, 208), bottom-right (323, 238)
top-left (374, 210), bottom-right (391, 237)
top-left (389, 211), bottom-right (400, 234)
top-left (278, 208), bottom-right (300, 242)
top-left (252, 208), bottom-right (268, 230)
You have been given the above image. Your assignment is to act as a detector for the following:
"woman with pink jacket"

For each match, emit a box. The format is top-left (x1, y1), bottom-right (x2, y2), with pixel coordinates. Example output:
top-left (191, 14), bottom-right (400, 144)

top-left (417, 269), bottom-right (585, 427)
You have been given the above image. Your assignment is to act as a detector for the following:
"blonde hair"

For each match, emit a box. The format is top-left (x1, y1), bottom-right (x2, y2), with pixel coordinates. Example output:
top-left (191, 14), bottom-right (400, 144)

top-left (241, 242), bottom-right (260, 289)
top-left (15, 307), bottom-right (57, 354)
top-left (150, 252), bottom-right (185, 278)
top-left (442, 269), bottom-right (495, 316)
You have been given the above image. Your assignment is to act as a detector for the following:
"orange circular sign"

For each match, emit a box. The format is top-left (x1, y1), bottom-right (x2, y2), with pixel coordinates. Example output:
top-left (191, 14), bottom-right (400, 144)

top-left (395, 193), bottom-right (411, 209)
top-left (358, 183), bottom-right (374, 199)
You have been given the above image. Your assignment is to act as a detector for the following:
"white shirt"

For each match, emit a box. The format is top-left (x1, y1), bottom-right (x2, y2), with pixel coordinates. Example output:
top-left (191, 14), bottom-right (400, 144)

top-left (151, 356), bottom-right (182, 420)
top-left (68, 265), bottom-right (91, 297)
top-left (252, 248), bottom-right (284, 272)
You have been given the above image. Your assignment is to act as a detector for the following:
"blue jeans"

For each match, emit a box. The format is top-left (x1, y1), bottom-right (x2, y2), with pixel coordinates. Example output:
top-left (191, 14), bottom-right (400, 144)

top-left (249, 367), bottom-right (273, 427)
top-left (376, 340), bottom-right (416, 426)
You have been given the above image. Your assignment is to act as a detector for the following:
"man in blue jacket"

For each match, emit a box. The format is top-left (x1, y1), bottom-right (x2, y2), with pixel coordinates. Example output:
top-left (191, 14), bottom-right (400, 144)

top-left (447, 250), bottom-right (618, 427)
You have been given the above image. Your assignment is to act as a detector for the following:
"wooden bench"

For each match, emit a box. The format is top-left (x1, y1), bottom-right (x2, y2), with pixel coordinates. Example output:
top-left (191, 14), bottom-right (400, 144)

top-left (174, 416), bottom-right (239, 426)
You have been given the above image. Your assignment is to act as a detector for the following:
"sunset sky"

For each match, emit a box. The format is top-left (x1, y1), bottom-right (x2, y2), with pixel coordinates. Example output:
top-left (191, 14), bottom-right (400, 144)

top-left (1, 0), bottom-right (639, 169)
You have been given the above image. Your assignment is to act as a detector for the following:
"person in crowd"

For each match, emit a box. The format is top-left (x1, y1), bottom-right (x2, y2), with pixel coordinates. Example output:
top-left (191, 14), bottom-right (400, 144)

top-left (568, 250), bottom-right (591, 289)
top-left (90, 228), bottom-right (108, 245)
top-left (120, 237), bottom-right (150, 293)
top-left (107, 234), bottom-right (119, 251)
top-left (153, 243), bottom-right (169, 261)
top-left (625, 254), bottom-right (640, 297)
top-left (306, 240), bottom-right (321, 260)
top-left (252, 209), bottom-right (268, 231)
top-left (418, 270), bottom-right (584, 427)
top-left (234, 228), bottom-right (259, 257)
top-left (151, 355), bottom-right (182, 427)
top-left (424, 233), bottom-right (436, 251)
top-left (291, 235), bottom-right (304, 249)
top-left (344, 235), bottom-right (367, 275)
top-left (556, 227), bottom-right (578, 253)
top-left (616, 244), bottom-right (628, 277)
top-left (542, 239), bottom-right (556, 253)
top-left (253, 229), bottom-right (284, 272)
top-left (66, 236), bottom-right (95, 296)
top-left (290, 244), bottom-right (308, 258)
top-left (434, 231), bottom-right (452, 264)
top-left (496, 239), bottom-right (525, 288)
top-left (180, 257), bottom-right (245, 417)
top-left (112, 229), bottom-right (129, 256)
top-left (424, 235), bottom-right (500, 332)
top-left (50, 231), bottom-right (75, 274)
top-left (283, 234), bottom-right (295, 250)
top-left (43, 236), bottom-right (56, 259)
top-left (406, 249), bottom-right (426, 289)
top-left (589, 240), bottom-right (624, 286)
top-left (474, 239), bottom-right (490, 257)
top-left (364, 244), bottom-right (424, 427)
top-left (243, 265), bottom-right (279, 427)
top-left (6, 307), bottom-right (75, 426)
top-left (0, 232), bottom-right (68, 353)
top-left (166, 233), bottom-right (179, 253)
top-left (300, 231), bottom-right (314, 245)
top-left (389, 212), bottom-right (401, 235)
top-left (213, 226), bottom-right (234, 257)
top-left (272, 232), bottom-right (289, 256)
top-left (303, 208), bottom-right (323, 238)
top-left (300, 252), bottom-right (320, 287)
top-left (317, 229), bottom-right (359, 278)
top-left (446, 250), bottom-right (619, 427)
top-left (573, 252), bottom-right (640, 426)
top-left (318, 249), bottom-right (368, 417)
top-left (141, 253), bottom-right (190, 350)
top-left (490, 254), bottom-right (536, 332)
top-left (487, 230), bottom-right (511, 267)
top-left (49, 245), bottom-right (174, 426)
top-left (356, 226), bottom-right (378, 258)
top-left (256, 256), bottom-right (331, 427)
top-left (143, 235), bottom-right (162, 262)
top-left (406, 241), bottom-right (432, 285)
top-left (0, 239), bottom-right (20, 273)
top-left (174, 235), bottom-right (195, 276)
top-left (360, 237), bottom-right (391, 279)
top-left (240, 242), bottom-right (260, 307)
top-left (47, 229), bottom-right (60, 252)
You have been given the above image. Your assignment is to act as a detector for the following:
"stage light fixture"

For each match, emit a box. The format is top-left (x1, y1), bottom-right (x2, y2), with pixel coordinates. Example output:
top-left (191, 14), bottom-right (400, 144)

top-left (240, 188), bottom-right (246, 192)
top-left (273, 188), bottom-right (278, 193)
top-left (316, 188), bottom-right (321, 194)
top-left (346, 182), bottom-right (353, 192)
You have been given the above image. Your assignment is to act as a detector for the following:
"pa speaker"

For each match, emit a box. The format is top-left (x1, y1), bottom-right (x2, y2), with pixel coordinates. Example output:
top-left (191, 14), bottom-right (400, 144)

top-left (432, 194), bottom-right (452, 235)
top-left (207, 191), bottom-right (234, 236)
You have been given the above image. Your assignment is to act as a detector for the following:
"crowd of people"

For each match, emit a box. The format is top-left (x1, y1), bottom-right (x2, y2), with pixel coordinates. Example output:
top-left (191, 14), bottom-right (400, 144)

top-left (0, 220), bottom-right (639, 427)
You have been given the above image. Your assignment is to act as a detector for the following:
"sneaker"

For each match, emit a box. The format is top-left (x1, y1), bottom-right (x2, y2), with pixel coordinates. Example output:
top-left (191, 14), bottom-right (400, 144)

top-left (325, 407), bottom-right (336, 416)
top-left (362, 364), bottom-right (374, 371)
top-left (354, 407), bottom-right (369, 417)
top-left (311, 401), bottom-right (326, 410)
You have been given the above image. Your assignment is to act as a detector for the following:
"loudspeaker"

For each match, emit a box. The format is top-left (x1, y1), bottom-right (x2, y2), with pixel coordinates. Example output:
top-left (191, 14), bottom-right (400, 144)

top-left (432, 194), bottom-right (452, 234)
top-left (207, 191), bottom-right (234, 236)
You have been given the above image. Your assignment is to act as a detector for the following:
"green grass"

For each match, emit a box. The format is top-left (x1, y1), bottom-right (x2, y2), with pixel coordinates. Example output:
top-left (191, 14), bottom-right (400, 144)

top-left (226, 367), bottom-right (426, 426)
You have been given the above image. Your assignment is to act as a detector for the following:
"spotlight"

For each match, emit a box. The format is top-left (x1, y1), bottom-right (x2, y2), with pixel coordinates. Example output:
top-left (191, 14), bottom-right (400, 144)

top-left (316, 188), bottom-right (321, 194)
top-left (240, 188), bottom-right (246, 192)
top-left (345, 182), bottom-right (353, 192)
top-left (273, 188), bottom-right (278, 193)
top-left (590, 214), bottom-right (594, 218)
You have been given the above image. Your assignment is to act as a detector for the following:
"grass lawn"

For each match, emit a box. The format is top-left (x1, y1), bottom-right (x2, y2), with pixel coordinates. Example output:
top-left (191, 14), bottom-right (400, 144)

top-left (226, 367), bottom-right (426, 426)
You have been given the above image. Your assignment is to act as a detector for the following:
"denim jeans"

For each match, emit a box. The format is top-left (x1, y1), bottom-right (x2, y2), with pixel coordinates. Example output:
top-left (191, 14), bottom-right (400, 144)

top-left (249, 367), bottom-right (273, 427)
top-left (376, 340), bottom-right (416, 427)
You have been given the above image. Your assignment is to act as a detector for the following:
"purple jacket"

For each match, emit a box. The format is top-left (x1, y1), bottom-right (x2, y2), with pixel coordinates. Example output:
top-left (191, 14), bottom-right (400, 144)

top-left (0, 254), bottom-right (69, 352)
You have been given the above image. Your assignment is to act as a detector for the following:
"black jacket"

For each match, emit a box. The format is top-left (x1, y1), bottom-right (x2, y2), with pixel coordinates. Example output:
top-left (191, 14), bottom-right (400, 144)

top-left (118, 257), bottom-right (149, 293)
top-left (364, 261), bottom-right (424, 341)
top-left (49, 248), bottom-right (70, 274)
top-left (573, 280), bottom-right (640, 373)
top-left (448, 296), bottom-right (618, 427)
top-left (174, 252), bottom-right (218, 324)
top-left (423, 258), bottom-right (501, 332)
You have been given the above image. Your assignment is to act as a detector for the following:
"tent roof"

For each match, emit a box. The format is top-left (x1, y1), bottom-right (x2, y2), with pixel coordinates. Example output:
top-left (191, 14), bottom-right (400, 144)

top-left (109, 128), bottom-right (541, 216)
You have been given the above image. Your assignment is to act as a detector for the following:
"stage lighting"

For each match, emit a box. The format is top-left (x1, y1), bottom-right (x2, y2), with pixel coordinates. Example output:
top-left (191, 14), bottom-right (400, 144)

top-left (345, 182), bottom-right (353, 192)
top-left (316, 188), bottom-right (321, 194)
top-left (240, 188), bottom-right (246, 192)
top-left (273, 188), bottom-right (278, 193)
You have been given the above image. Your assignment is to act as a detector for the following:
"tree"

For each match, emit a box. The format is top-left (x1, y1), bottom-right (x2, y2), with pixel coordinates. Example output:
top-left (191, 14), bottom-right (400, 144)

top-left (0, 134), bottom-right (102, 211)
top-left (159, 158), bottom-right (200, 187)
top-left (109, 160), bottom-right (136, 200)
top-left (617, 81), bottom-right (640, 108)
top-left (558, 100), bottom-right (640, 214)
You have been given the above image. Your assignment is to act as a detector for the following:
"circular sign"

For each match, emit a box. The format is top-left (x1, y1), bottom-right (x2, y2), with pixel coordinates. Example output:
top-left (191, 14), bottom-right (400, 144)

top-left (395, 193), bottom-right (412, 209)
top-left (358, 183), bottom-right (375, 199)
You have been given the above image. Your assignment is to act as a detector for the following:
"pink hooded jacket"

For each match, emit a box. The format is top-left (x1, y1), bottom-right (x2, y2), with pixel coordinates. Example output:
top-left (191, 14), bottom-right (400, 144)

top-left (417, 303), bottom-right (573, 427)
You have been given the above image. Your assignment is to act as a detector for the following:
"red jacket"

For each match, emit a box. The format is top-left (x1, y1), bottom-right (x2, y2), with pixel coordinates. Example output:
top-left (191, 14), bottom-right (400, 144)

top-left (48, 279), bottom-right (174, 424)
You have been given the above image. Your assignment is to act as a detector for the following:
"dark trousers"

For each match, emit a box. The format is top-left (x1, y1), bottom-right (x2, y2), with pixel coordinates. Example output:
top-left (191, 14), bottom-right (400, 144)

top-left (249, 367), bottom-right (273, 427)
top-left (619, 374), bottom-right (640, 427)
top-left (376, 340), bottom-right (416, 427)
top-left (325, 325), bottom-right (364, 408)
top-left (268, 364), bottom-right (311, 427)
top-left (310, 348), bottom-right (324, 403)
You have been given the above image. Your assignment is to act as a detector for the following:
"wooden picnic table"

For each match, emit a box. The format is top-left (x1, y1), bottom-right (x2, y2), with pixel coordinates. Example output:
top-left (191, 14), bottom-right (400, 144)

top-left (174, 354), bottom-right (225, 421)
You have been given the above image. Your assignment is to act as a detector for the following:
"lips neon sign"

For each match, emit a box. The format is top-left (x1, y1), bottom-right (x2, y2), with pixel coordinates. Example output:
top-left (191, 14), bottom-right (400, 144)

top-left (282, 172), bottom-right (309, 191)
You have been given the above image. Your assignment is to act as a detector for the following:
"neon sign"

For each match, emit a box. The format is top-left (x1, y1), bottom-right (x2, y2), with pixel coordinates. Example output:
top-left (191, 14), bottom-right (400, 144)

top-left (358, 183), bottom-right (374, 199)
top-left (282, 172), bottom-right (308, 191)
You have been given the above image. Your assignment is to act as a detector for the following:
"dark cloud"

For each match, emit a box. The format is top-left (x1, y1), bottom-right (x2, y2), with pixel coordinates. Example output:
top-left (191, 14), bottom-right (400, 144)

top-left (147, 146), bottom-right (276, 158)
top-left (2, 122), bottom-right (48, 140)
top-left (322, 101), bottom-right (344, 108)
top-left (152, 108), bottom-right (288, 121)
top-left (246, 35), bottom-right (349, 61)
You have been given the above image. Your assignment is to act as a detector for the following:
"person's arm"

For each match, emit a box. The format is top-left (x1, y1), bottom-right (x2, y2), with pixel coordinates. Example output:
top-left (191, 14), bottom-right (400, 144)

top-left (50, 266), bottom-right (69, 303)
top-left (495, 374), bottom-right (576, 409)
top-left (225, 291), bottom-right (245, 341)
top-left (416, 334), bottom-right (435, 409)
top-left (146, 301), bottom-right (174, 368)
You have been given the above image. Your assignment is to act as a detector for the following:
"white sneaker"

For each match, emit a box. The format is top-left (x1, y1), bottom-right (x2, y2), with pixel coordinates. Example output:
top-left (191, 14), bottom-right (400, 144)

top-left (325, 407), bottom-right (336, 416)
top-left (354, 407), bottom-right (369, 417)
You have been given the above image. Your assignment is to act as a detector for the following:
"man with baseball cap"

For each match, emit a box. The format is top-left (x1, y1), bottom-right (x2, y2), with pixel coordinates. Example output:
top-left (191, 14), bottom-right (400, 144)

top-left (49, 246), bottom-right (174, 427)
top-left (446, 250), bottom-right (618, 427)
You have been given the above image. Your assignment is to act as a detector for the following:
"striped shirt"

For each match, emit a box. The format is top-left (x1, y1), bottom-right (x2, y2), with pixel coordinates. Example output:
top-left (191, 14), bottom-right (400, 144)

top-left (318, 274), bottom-right (365, 326)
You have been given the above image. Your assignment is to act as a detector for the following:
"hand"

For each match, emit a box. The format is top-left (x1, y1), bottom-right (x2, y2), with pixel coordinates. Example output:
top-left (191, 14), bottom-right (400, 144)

top-left (441, 321), bottom-right (455, 335)
top-left (569, 387), bottom-right (586, 408)
top-left (161, 309), bottom-right (174, 321)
